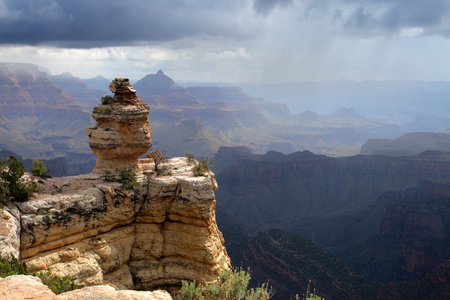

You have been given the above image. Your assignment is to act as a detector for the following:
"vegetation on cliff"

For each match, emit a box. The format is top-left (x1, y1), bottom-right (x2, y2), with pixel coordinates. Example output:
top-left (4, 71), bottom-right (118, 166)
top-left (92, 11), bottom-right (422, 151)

top-left (186, 153), bottom-right (214, 177)
top-left (178, 269), bottom-right (272, 300)
top-left (117, 168), bottom-right (138, 190)
top-left (30, 159), bottom-right (52, 179)
top-left (0, 156), bottom-right (37, 207)
top-left (0, 254), bottom-right (76, 294)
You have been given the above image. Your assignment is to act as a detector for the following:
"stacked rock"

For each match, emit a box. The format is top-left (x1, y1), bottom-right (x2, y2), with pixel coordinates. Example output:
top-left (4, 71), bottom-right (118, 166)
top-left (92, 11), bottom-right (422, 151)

top-left (86, 78), bottom-right (152, 174)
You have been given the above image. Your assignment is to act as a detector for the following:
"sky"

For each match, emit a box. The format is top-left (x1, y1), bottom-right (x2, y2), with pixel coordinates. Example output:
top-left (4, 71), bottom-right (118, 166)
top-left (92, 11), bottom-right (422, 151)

top-left (1, 0), bottom-right (450, 83)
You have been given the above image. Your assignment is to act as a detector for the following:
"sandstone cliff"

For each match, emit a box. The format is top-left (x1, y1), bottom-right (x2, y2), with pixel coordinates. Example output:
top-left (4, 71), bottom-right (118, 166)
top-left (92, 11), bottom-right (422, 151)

top-left (86, 78), bottom-right (152, 173)
top-left (13, 157), bottom-right (230, 291)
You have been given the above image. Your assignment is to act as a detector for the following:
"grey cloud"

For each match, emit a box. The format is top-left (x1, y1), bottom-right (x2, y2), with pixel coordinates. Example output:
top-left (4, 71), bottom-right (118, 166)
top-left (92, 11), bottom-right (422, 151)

top-left (336, 0), bottom-right (450, 37)
top-left (0, 0), bottom-right (255, 47)
top-left (253, 0), bottom-right (293, 16)
top-left (4, 0), bottom-right (450, 50)
top-left (256, 0), bottom-right (450, 38)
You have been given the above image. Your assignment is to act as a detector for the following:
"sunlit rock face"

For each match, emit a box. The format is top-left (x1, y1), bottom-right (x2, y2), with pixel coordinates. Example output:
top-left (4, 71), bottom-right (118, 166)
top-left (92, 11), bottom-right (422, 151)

top-left (11, 158), bottom-right (229, 291)
top-left (0, 275), bottom-right (172, 300)
top-left (86, 78), bottom-right (152, 174)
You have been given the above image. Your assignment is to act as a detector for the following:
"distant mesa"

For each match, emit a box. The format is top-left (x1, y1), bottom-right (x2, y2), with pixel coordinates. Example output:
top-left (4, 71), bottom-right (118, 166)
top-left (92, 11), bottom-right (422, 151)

top-left (361, 132), bottom-right (450, 156)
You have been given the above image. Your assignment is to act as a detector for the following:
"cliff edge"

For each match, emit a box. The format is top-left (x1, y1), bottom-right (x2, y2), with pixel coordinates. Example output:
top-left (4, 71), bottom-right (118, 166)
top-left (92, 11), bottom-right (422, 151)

top-left (12, 156), bottom-right (230, 291)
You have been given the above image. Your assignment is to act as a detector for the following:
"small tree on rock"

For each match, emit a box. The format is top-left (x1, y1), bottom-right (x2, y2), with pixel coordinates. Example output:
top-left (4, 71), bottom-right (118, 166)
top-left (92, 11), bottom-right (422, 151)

top-left (30, 160), bottom-right (51, 178)
top-left (0, 156), bottom-right (37, 204)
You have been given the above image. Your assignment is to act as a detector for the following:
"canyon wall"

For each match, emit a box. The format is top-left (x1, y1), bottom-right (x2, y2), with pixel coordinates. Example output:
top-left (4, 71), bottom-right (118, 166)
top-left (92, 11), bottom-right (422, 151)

top-left (214, 147), bottom-right (450, 232)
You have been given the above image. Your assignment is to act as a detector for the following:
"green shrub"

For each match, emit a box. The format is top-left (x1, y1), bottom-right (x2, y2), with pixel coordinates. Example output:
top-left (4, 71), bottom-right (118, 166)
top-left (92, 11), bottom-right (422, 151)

top-left (101, 95), bottom-right (113, 105)
top-left (30, 160), bottom-right (51, 178)
top-left (0, 156), bottom-right (37, 205)
top-left (186, 153), bottom-right (196, 165)
top-left (37, 268), bottom-right (77, 294)
top-left (0, 254), bottom-right (30, 277)
top-left (192, 158), bottom-right (214, 177)
top-left (51, 183), bottom-right (70, 194)
top-left (0, 254), bottom-right (76, 295)
top-left (0, 182), bottom-right (11, 208)
top-left (178, 269), bottom-right (272, 300)
top-left (179, 280), bottom-right (204, 300)
top-left (117, 168), bottom-right (137, 190)
top-left (156, 166), bottom-right (172, 176)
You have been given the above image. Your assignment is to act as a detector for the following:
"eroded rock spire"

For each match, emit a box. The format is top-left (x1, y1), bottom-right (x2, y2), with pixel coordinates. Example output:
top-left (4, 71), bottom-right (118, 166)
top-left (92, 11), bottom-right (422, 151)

top-left (86, 78), bottom-right (152, 173)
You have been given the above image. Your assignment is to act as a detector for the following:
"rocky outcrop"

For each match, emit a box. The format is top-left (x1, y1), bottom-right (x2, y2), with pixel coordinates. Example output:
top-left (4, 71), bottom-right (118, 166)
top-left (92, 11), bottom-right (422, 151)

top-left (85, 78), bottom-right (152, 173)
top-left (58, 285), bottom-right (172, 300)
top-left (0, 275), bottom-right (58, 300)
top-left (0, 275), bottom-right (172, 300)
top-left (0, 74), bottom-right (230, 296)
top-left (12, 157), bottom-right (230, 291)
top-left (376, 191), bottom-right (450, 280)
top-left (338, 181), bottom-right (450, 284)
top-left (0, 207), bottom-right (20, 259)
top-left (379, 198), bottom-right (450, 239)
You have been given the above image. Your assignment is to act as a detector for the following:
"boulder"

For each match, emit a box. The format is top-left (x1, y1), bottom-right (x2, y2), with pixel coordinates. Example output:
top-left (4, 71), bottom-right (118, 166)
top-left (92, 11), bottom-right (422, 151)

top-left (0, 275), bottom-right (172, 300)
top-left (0, 275), bottom-right (57, 300)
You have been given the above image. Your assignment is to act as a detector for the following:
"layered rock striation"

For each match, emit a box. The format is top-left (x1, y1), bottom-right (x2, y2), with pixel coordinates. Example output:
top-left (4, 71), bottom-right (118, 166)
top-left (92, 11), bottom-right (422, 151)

top-left (13, 158), bottom-right (230, 291)
top-left (214, 147), bottom-right (450, 231)
top-left (86, 78), bottom-right (152, 174)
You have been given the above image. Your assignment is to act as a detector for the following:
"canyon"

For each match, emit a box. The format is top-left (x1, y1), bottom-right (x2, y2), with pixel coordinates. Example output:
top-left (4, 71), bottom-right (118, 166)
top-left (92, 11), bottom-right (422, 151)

top-left (0, 63), bottom-right (411, 175)
top-left (213, 146), bottom-right (450, 298)
top-left (1, 63), bottom-right (450, 299)
top-left (213, 147), bottom-right (450, 233)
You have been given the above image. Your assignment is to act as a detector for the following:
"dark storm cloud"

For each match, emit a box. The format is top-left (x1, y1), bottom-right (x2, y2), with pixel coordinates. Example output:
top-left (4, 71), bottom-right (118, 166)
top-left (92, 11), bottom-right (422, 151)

top-left (0, 0), bottom-right (253, 47)
top-left (3, 0), bottom-right (450, 49)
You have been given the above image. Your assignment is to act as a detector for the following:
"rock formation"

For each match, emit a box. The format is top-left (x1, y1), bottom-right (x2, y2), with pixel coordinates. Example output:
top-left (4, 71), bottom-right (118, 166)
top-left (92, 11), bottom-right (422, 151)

top-left (0, 207), bottom-right (20, 259)
top-left (0, 275), bottom-right (171, 300)
top-left (14, 158), bottom-right (229, 292)
top-left (0, 79), bottom-right (231, 298)
top-left (85, 78), bottom-right (152, 174)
